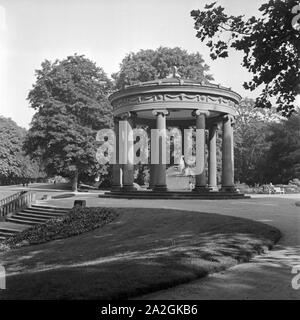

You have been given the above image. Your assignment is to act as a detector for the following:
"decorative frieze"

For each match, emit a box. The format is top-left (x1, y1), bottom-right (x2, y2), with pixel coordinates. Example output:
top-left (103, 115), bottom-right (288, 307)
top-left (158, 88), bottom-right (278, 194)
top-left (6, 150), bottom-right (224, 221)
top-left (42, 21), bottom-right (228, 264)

top-left (114, 93), bottom-right (236, 108)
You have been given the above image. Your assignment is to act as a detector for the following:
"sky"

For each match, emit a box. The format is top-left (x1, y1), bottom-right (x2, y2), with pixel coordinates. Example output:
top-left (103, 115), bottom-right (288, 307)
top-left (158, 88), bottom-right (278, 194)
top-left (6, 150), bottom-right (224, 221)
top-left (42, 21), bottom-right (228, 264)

top-left (0, 0), bottom-right (266, 129)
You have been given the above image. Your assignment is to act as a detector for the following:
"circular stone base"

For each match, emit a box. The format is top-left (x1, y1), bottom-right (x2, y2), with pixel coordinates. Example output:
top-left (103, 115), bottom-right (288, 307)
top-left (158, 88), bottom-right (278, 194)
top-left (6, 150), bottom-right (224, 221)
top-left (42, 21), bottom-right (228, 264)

top-left (100, 190), bottom-right (250, 200)
top-left (153, 185), bottom-right (168, 192)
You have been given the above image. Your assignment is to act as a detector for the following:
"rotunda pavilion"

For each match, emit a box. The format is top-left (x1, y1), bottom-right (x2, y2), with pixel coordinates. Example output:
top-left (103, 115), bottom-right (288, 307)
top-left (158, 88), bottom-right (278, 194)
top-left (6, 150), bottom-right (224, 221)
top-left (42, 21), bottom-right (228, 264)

top-left (103, 73), bottom-right (248, 199)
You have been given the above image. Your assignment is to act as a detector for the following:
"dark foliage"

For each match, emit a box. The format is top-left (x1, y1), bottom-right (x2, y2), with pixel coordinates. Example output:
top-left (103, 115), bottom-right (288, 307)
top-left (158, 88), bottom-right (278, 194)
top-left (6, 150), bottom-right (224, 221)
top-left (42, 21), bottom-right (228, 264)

top-left (191, 0), bottom-right (300, 116)
top-left (24, 55), bottom-right (113, 190)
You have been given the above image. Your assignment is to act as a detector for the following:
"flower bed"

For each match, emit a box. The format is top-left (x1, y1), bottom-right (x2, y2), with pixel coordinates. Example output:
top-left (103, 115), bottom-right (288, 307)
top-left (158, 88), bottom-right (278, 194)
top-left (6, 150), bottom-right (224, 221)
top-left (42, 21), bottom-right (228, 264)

top-left (2, 207), bottom-right (119, 249)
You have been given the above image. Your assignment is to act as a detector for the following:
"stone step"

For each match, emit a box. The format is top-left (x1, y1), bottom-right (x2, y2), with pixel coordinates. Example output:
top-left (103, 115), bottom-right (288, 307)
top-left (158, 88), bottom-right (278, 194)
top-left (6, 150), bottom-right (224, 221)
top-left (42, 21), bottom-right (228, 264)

top-left (23, 208), bottom-right (65, 216)
top-left (0, 236), bottom-right (6, 241)
top-left (6, 217), bottom-right (43, 225)
top-left (0, 231), bottom-right (15, 238)
top-left (12, 214), bottom-right (48, 223)
top-left (0, 227), bottom-right (20, 234)
top-left (19, 210), bottom-right (63, 219)
top-left (0, 228), bottom-right (17, 235)
top-left (14, 214), bottom-right (51, 222)
top-left (3, 203), bottom-right (70, 229)
top-left (31, 204), bottom-right (70, 212)
top-left (27, 208), bottom-right (69, 215)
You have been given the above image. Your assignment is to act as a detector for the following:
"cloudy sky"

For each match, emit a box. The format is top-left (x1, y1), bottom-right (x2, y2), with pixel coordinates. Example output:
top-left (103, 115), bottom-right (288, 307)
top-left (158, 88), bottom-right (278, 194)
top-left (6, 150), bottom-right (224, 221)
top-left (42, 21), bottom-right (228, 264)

top-left (0, 0), bottom-right (265, 128)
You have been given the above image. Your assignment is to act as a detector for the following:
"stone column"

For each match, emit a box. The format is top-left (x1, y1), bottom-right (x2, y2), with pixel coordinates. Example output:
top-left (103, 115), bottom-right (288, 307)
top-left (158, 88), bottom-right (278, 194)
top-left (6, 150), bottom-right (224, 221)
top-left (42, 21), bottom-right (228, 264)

top-left (152, 110), bottom-right (168, 192)
top-left (149, 164), bottom-right (156, 189)
top-left (208, 123), bottom-right (218, 191)
top-left (120, 112), bottom-right (136, 192)
top-left (193, 110), bottom-right (209, 192)
top-left (221, 114), bottom-right (236, 192)
top-left (111, 117), bottom-right (122, 191)
top-left (178, 126), bottom-right (185, 161)
top-left (148, 126), bottom-right (156, 189)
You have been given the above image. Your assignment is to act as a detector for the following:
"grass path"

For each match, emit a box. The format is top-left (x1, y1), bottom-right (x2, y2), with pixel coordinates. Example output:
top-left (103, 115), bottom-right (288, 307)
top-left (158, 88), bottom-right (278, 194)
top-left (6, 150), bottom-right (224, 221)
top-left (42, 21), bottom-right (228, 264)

top-left (0, 208), bottom-right (280, 299)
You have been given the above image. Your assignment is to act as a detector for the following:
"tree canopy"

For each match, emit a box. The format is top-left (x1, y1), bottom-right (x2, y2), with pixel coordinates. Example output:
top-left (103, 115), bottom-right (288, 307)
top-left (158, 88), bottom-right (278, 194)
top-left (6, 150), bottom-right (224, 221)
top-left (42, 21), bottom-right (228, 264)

top-left (234, 99), bottom-right (274, 185)
top-left (112, 46), bottom-right (213, 89)
top-left (0, 116), bottom-right (25, 183)
top-left (191, 0), bottom-right (300, 116)
top-left (262, 113), bottom-right (300, 183)
top-left (0, 116), bottom-right (44, 185)
top-left (233, 98), bottom-right (300, 185)
top-left (24, 54), bottom-right (113, 190)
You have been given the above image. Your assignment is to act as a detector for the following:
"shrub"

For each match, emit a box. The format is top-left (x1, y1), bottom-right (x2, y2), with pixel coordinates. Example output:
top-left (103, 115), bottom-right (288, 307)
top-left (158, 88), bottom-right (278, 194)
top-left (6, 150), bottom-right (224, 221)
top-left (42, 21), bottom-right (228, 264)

top-left (3, 207), bottom-right (119, 249)
top-left (289, 178), bottom-right (300, 187)
top-left (235, 183), bottom-right (253, 193)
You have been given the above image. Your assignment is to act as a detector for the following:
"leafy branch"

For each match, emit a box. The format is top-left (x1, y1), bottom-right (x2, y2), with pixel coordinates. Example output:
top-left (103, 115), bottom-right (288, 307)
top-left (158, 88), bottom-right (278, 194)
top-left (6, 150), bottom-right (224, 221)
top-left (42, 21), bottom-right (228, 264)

top-left (191, 0), bottom-right (300, 116)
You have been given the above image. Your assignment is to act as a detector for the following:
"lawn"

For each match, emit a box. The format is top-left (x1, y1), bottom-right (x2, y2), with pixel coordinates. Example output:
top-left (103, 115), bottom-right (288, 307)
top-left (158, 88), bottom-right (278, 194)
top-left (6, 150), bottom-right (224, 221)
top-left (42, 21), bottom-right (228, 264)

top-left (0, 208), bottom-right (280, 299)
top-left (0, 190), bottom-right (18, 200)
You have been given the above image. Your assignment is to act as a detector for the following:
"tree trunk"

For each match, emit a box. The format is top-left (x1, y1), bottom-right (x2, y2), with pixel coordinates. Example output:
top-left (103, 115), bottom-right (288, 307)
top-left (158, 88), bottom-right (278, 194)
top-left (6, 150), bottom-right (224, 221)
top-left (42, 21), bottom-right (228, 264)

top-left (72, 170), bottom-right (78, 192)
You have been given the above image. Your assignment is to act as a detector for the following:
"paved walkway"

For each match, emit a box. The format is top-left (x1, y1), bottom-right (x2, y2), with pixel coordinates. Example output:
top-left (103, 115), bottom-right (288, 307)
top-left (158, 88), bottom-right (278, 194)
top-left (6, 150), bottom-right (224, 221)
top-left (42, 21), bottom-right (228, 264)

top-left (41, 193), bottom-right (300, 300)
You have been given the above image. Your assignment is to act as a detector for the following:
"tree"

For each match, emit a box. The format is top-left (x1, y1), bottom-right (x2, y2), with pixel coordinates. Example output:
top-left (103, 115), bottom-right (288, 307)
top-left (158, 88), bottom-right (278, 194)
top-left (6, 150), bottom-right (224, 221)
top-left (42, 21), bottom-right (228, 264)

top-left (0, 116), bottom-right (44, 185)
top-left (19, 156), bottom-right (46, 183)
top-left (234, 99), bottom-right (300, 185)
top-left (191, 0), bottom-right (300, 116)
top-left (112, 46), bottom-right (213, 89)
top-left (0, 116), bottom-right (24, 184)
top-left (24, 55), bottom-right (113, 191)
top-left (262, 113), bottom-right (300, 183)
top-left (234, 99), bottom-right (275, 185)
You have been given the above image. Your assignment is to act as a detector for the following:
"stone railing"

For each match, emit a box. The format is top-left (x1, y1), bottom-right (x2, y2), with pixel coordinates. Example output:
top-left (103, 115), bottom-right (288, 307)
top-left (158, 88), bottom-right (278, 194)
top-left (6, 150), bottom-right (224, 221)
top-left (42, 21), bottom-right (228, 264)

top-left (0, 191), bottom-right (26, 207)
top-left (0, 191), bottom-right (35, 219)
